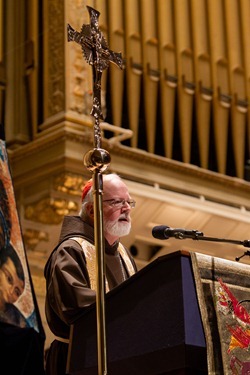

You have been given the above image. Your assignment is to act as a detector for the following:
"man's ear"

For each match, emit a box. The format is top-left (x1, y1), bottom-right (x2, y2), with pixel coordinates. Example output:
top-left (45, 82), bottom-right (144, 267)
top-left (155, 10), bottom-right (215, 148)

top-left (86, 203), bottom-right (94, 219)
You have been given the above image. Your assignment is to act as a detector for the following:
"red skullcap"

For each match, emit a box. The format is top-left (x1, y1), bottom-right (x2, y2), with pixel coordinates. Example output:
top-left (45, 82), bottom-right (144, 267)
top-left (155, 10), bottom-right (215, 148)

top-left (81, 179), bottom-right (93, 201)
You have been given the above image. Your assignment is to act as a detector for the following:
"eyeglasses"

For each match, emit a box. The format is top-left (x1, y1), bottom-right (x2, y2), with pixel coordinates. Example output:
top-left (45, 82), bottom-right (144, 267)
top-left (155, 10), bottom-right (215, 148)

top-left (103, 199), bottom-right (136, 209)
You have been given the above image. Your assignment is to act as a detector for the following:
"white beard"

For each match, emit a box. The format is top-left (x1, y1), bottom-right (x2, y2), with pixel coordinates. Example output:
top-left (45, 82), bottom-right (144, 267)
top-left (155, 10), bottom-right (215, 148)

top-left (104, 217), bottom-right (131, 237)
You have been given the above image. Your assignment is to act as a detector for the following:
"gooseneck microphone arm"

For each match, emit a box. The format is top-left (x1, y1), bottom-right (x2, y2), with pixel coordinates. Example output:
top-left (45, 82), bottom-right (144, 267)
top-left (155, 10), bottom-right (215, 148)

top-left (191, 235), bottom-right (250, 261)
top-left (180, 233), bottom-right (250, 247)
top-left (152, 225), bottom-right (250, 261)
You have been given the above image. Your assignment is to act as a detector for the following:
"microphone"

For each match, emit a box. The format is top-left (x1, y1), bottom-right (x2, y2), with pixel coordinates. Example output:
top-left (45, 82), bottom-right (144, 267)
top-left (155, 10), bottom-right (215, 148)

top-left (152, 225), bottom-right (204, 240)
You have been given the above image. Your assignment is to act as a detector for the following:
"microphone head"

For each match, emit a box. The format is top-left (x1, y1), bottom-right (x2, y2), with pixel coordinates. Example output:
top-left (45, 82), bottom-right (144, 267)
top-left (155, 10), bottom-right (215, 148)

top-left (152, 225), bottom-right (170, 240)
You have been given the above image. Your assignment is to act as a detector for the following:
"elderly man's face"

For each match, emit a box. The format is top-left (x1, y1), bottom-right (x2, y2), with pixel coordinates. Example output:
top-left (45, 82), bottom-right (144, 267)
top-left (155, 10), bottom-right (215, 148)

top-left (102, 179), bottom-right (132, 243)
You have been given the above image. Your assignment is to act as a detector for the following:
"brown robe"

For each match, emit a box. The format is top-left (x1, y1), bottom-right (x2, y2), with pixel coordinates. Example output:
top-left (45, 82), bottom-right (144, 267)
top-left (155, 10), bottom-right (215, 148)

top-left (44, 215), bottom-right (137, 375)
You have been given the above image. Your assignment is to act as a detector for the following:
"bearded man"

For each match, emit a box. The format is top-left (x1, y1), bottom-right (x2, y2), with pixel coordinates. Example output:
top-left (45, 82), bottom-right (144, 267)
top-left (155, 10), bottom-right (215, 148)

top-left (44, 173), bottom-right (137, 375)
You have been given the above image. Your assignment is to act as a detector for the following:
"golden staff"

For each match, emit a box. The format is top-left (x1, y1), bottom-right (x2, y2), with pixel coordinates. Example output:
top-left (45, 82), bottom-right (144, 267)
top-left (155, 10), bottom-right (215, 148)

top-left (67, 6), bottom-right (124, 375)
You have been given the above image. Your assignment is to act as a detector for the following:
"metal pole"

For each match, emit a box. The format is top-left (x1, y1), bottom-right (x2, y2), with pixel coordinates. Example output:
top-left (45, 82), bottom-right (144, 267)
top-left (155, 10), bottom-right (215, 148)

top-left (93, 170), bottom-right (107, 374)
top-left (67, 6), bottom-right (124, 374)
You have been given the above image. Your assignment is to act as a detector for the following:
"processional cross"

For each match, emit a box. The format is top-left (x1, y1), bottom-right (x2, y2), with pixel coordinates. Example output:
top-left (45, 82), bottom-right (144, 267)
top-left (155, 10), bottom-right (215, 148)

top-left (67, 6), bottom-right (124, 375)
top-left (68, 6), bottom-right (123, 149)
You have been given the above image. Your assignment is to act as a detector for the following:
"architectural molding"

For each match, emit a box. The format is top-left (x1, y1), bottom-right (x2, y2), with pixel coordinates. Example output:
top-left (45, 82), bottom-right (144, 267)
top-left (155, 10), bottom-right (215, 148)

top-left (7, 119), bottom-right (250, 211)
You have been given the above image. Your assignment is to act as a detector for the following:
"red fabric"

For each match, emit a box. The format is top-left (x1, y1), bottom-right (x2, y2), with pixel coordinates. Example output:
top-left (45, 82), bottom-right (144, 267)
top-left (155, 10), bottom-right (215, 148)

top-left (81, 180), bottom-right (92, 201)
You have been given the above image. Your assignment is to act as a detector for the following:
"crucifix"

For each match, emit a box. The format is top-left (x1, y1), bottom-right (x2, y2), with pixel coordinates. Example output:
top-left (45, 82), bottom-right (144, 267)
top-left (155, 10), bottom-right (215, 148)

top-left (67, 6), bottom-right (124, 375)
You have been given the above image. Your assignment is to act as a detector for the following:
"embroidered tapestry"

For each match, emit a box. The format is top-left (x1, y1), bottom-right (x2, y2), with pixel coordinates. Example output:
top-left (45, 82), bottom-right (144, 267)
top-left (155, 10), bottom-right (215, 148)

top-left (191, 252), bottom-right (250, 375)
top-left (0, 139), bottom-right (43, 333)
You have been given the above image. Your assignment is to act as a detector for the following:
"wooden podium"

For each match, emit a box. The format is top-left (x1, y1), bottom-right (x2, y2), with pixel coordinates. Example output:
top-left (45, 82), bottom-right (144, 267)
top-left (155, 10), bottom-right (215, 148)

top-left (67, 251), bottom-right (208, 375)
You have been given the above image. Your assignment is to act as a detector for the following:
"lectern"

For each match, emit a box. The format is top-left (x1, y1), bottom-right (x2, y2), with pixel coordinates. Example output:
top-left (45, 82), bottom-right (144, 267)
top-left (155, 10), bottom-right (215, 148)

top-left (67, 251), bottom-right (208, 375)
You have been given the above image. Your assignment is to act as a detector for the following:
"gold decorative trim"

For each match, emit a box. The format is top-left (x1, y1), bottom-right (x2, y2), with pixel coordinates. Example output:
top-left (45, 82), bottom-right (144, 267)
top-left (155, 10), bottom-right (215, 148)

top-left (24, 197), bottom-right (78, 225)
top-left (53, 172), bottom-right (87, 196)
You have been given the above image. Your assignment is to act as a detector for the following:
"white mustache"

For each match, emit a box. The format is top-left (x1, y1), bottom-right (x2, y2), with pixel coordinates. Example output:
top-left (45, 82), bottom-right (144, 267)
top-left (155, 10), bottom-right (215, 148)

top-left (119, 213), bottom-right (130, 221)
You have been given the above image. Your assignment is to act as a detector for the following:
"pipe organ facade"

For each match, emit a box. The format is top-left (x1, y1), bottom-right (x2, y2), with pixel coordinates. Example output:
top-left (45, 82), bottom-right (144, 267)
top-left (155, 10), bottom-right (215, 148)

top-left (1, 0), bottom-right (250, 178)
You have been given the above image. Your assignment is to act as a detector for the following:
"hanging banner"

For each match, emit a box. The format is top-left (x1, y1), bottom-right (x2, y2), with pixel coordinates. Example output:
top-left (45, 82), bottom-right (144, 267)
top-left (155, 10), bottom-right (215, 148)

top-left (191, 252), bottom-right (250, 375)
top-left (0, 139), bottom-right (41, 332)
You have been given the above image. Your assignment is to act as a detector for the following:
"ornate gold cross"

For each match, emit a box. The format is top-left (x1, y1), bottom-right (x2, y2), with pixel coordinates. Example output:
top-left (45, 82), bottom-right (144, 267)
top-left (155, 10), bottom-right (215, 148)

top-left (68, 5), bottom-right (124, 148)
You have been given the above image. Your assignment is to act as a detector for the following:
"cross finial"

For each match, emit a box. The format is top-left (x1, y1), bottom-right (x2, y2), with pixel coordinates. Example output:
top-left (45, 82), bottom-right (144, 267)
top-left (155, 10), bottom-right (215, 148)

top-left (68, 6), bottom-right (124, 128)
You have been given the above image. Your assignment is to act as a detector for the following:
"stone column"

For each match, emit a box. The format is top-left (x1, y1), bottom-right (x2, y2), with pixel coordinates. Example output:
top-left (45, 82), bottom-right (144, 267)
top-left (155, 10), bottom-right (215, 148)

top-left (41, 0), bottom-right (95, 132)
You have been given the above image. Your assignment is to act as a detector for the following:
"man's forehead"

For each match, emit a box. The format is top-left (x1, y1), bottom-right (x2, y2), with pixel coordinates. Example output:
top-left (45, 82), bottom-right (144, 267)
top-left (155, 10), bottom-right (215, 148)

top-left (103, 178), bottom-right (124, 190)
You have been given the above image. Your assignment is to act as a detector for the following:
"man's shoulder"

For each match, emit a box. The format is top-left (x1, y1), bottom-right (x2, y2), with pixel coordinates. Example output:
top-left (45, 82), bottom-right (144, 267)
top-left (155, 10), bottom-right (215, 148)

top-left (59, 216), bottom-right (94, 243)
top-left (57, 235), bottom-right (91, 250)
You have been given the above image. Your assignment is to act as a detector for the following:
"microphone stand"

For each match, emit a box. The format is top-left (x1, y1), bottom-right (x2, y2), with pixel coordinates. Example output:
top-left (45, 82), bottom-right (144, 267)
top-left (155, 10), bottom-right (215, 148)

top-left (170, 231), bottom-right (250, 262)
top-left (67, 6), bottom-right (124, 375)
